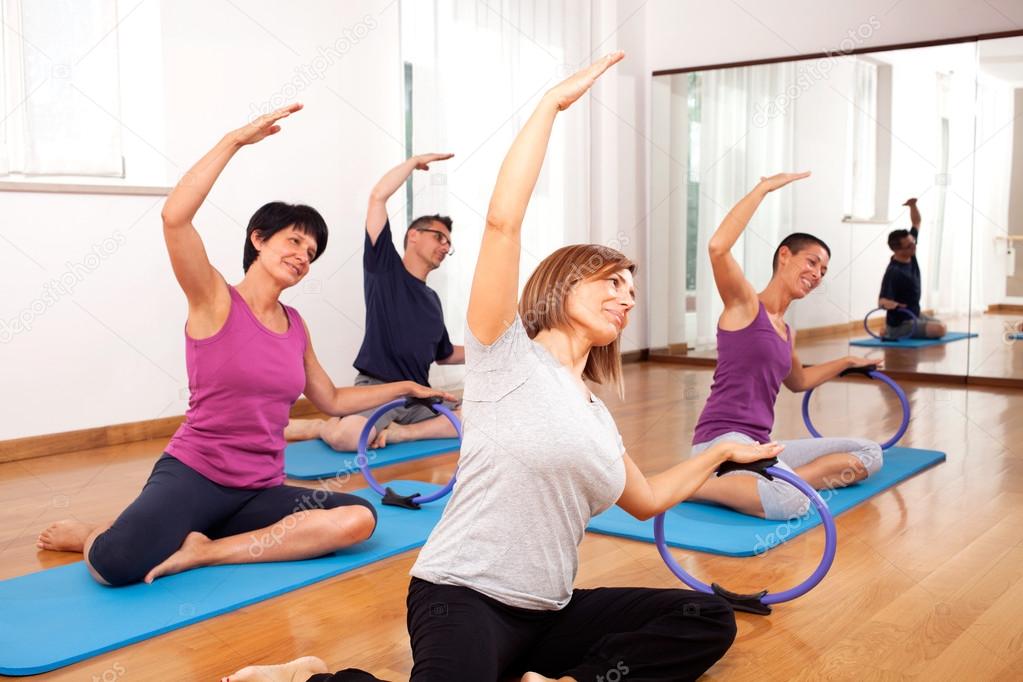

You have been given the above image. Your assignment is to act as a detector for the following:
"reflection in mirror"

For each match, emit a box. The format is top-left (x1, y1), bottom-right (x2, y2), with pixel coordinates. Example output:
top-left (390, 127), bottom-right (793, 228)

top-left (969, 36), bottom-right (1023, 380)
top-left (649, 41), bottom-right (981, 381)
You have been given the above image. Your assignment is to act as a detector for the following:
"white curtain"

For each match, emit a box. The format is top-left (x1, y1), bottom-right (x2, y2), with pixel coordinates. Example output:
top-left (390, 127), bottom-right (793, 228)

top-left (846, 60), bottom-right (877, 219)
top-left (1, 0), bottom-right (122, 176)
top-left (970, 76), bottom-right (1014, 310)
top-left (400, 0), bottom-right (591, 364)
top-left (928, 67), bottom-right (977, 318)
top-left (693, 63), bottom-right (796, 348)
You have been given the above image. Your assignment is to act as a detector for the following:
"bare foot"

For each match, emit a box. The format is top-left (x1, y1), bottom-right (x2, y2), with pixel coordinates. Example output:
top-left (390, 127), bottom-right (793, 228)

top-left (522, 674), bottom-right (575, 682)
top-left (285, 418), bottom-right (325, 442)
top-left (37, 519), bottom-right (96, 552)
top-left (223, 655), bottom-right (329, 682)
top-left (144, 531), bottom-right (211, 583)
top-left (371, 422), bottom-right (411, 449)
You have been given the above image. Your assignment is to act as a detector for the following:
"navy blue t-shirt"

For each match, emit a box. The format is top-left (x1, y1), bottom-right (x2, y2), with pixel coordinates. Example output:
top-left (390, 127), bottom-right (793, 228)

top-left (879, 227), bottom-right (921, 326)
top-left (353, 221), bottom-right (454, 386)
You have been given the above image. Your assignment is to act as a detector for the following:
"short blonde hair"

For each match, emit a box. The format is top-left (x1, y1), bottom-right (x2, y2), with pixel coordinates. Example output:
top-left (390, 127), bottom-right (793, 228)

top-left (519, 244), bottom-right (636, 396)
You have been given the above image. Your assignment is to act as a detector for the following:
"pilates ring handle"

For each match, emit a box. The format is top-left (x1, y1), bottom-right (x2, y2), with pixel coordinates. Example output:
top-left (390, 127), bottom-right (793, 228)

top-left (357, 398), bottom-right (462, 509)
top-left (655, 466), bottom-right (837, 615)
top-left (716, 457), bottom-right (779, 480)
top-left (864, 306), bottom-right (918, 341)
top-left (801, 368), bottom-right (909, 451)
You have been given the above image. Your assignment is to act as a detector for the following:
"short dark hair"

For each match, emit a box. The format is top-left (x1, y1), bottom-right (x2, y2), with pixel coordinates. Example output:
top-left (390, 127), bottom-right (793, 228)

top-left (243, 202), bottom-right (328, 273)
top-left (404, 214), bottom-right (453, 248)
top-left (887, 228), bottom-right (911, 252)
top-left (772, 232), bottom-right (831, 272)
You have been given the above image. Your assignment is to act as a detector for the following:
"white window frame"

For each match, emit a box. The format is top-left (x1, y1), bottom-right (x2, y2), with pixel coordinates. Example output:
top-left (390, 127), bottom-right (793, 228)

top-left (0, 0), bottom-right (168, 194)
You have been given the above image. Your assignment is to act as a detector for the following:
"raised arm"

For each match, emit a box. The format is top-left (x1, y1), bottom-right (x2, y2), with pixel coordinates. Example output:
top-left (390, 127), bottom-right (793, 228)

top-left (708, 172), bottom-right (810, 315)
top-left (467, 52), bottom-right (624, 344)
top-left (366, 153), bottom-right (453, 245)
top-left (904, 197), bottom-right (921, 230)
top-left (161, 103), bottom-right (302, 312)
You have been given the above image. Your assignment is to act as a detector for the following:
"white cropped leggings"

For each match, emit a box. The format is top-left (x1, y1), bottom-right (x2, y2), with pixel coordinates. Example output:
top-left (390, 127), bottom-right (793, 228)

top-left (692, 433), bottom-right (883, 520)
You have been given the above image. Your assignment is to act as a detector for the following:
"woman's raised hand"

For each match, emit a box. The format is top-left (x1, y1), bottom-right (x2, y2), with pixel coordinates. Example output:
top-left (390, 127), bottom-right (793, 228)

top-left (546, 51), bottom-right (624, 112)
top-left (232, 103), bottom-right (303, 146)
top-left (412, 153), bottom-right (454, 171)
top-left (757, 171), bottom-right (811, 193)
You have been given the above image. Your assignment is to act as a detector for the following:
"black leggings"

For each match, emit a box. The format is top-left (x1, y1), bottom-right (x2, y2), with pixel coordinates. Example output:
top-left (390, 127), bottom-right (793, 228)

top-left (308, 577), bottom-right (737, 682)
top-left (88, 454), bottom-right (376, 586)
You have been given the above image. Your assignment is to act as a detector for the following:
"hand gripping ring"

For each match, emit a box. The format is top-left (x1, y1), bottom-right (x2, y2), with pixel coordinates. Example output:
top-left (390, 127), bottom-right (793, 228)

top-left (357, 397), bottom-right (462, 509)
top-left (655, 459), bottom-right (837, 615)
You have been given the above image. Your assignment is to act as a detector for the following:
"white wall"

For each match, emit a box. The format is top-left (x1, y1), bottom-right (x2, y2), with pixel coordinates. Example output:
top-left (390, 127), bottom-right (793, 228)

top-left (1, 0), bottom-right (403, 440)
top-left (3, 0), bottom-right (1021, 439)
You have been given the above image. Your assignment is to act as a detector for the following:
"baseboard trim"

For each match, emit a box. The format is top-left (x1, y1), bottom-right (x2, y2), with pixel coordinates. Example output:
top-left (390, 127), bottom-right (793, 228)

top-left (0, 399), bottom-right (323, 464)
top-left (622, 348), bottom-right (650, 363)
top-left (987, 303), bottom-right (1023, 314)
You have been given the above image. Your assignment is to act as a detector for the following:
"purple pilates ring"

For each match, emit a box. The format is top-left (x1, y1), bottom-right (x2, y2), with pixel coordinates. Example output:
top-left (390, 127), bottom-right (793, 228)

top-left (802, 368), bottom-right (909, 450)
top-left (654, 465), bottom-right (837, 615)
top-left (357, 398), bottom-right (462, 508)
top-left (864, 306), bottom-right (918, 341)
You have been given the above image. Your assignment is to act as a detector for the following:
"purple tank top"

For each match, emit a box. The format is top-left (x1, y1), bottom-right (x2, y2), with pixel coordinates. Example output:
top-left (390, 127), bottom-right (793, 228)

top-left (693, 301), bottom-right (792, 445)
top-left (166, 286), bottom-right (307, 489)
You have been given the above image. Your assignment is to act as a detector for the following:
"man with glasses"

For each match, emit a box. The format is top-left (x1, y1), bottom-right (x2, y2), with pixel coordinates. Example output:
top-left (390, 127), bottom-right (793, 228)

top-left (286, 154), bottom-right (463, 450)
top-left (878, 197), bottom-right (947, 340)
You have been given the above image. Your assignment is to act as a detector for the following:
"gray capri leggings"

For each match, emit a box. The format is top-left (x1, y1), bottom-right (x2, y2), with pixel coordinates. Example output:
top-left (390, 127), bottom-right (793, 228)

top-left (693, 433), bottom-right (883, 520)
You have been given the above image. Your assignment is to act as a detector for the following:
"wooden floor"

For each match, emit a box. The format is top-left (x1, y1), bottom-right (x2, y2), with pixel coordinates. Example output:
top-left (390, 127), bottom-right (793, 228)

top-left (3, 363), bottom-right (1023, 681)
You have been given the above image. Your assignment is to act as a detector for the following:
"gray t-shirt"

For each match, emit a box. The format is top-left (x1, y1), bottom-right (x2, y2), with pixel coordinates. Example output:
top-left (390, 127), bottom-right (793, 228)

top-left (410, 316), bottom-right (626, 611)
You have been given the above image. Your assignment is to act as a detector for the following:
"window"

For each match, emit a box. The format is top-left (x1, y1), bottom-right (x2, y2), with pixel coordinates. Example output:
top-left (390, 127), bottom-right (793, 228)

top-left (1, 0), bottom-right (123, 178)
top-left (844, 58), bottom-right (892, 221)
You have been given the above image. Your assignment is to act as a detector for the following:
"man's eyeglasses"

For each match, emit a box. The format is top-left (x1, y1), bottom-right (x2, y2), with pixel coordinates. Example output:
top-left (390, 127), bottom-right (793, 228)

top-left (414, 228), bottom-right (454, 255)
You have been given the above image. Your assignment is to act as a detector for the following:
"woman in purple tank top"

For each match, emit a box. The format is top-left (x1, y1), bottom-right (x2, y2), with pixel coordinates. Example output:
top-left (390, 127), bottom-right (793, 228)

top-left (688, 173), bottom-right (886, 521)
top-left (37, 105), bottom-right (453, 587)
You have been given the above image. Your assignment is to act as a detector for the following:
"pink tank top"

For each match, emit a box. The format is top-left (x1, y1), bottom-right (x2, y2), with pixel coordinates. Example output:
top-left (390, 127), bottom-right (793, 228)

top-left (166, 286), bottom-right (307, 489)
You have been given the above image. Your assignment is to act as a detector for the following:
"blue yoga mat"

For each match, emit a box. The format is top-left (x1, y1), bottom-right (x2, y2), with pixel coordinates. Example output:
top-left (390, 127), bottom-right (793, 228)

top-left (284, 438), bottom-right (460, 480)
top-left (0, 480), bottom-right (446, 676)
top-left (587, 447), bottom-right (945, 557)
top-left (849, 331), bottom-right (976, 348)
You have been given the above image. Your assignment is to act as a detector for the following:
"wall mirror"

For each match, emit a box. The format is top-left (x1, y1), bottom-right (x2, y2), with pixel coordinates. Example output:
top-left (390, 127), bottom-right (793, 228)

top-left (649, 32), bottom-right (1023, 385)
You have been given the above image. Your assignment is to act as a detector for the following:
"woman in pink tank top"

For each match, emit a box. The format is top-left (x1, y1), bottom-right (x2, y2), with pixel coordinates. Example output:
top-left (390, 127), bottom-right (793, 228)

top-left (688, 173), bottom-right (886, 520)
top-left (37, 105), bottom-right (453, 587)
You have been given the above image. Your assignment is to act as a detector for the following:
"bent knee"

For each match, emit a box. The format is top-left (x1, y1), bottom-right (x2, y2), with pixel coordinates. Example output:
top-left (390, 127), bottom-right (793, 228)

top-left (855, 442), bottom-right (884, 477)
top-left (760, 481), bottom-right (810, 521)
top-left (87, 533), bottom-right (149, 587)
top-left (674, 593), bottom-right (737, 658)
top-left (334, 504), bottom-right (377, 543)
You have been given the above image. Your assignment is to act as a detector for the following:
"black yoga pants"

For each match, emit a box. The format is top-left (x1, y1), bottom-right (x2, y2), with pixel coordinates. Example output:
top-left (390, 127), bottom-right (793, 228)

top-left (88, 453), bottom-right (376, 586)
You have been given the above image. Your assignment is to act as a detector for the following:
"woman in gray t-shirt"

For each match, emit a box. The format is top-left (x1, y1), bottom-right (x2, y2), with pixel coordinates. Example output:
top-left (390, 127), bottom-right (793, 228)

top-left (402, 51), bottom-right (780, 682)
top-left (224, 53), bottom-right (782, 682)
